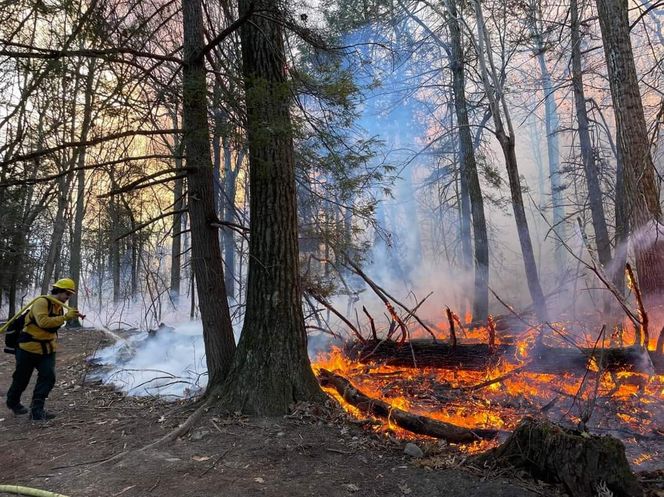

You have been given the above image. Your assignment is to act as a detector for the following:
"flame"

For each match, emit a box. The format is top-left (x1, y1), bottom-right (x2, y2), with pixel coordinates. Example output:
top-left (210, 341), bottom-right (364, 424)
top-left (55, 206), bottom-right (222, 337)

top-left (313, 322), bottom-right (664, 470)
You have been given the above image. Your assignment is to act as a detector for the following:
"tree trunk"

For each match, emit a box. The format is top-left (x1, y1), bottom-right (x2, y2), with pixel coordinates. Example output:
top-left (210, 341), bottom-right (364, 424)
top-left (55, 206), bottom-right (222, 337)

top-left (613, 146), bottom-right (628, 293)
top-left (41, 176), bottom-right (72, 294)
top-left (218, 0), bottom-right (325, 414)
top-left (170, 111), bottom-right (184, 302)
top-left (595, 0), bottom-right (664, 302)
top-left (570, 0), bottom-right (612, 270)
top-left (222, 147), bottom-right (239, 300)
top-left (68, 58), bottom-right (96, 326)
top-left (530, 6), bottom-right (566, 266)
top-left (109, 196), bottom-right (121, 303)
top-left (182, 0), bottom-right (236, 386)
top-left (473, 0), bottom-right (548, 321)
top-left (447, 0), bottom-right (489, 320)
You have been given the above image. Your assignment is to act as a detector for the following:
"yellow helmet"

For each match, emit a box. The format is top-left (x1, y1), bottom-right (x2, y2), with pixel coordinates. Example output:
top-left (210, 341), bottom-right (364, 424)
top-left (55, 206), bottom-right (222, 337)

top-left (53, 278), bottom-right (76, 293)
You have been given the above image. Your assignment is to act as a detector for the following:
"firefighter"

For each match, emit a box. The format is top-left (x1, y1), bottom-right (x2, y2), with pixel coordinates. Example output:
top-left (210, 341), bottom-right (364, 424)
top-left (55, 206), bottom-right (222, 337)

top-left (5, 278), bottom-right (81, 420)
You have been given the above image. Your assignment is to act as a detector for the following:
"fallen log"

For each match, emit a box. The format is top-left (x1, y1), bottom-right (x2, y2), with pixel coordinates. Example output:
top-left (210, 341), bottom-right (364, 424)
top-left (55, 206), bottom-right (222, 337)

top-left (474, 417), bottom-right (643, 497)
top-left (317, 368), bottom-right (498, 443)
top-left (347, 339), bottom-right (512, 371)
top-left (346, 340), bottom-right (664, 374)
top-left (529, 344), bottom-right (656, 374)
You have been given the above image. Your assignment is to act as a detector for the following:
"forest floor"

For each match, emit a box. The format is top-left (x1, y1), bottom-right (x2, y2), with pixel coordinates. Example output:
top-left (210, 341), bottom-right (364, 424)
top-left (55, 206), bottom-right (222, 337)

top-left (0, 329), bottom-right (660, 497)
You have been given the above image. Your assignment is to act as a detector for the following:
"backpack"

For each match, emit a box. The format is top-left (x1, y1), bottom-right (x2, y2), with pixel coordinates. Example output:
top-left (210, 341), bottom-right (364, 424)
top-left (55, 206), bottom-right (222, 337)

top-left (3, 308), bottom-right (30, 355)
top-left (3, 297), bottom-right (54, 354)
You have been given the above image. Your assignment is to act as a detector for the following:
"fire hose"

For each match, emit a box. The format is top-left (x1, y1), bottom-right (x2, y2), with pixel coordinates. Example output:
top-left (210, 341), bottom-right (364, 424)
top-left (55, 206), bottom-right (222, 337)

top-left (0, 485), bottom-right (70, 497)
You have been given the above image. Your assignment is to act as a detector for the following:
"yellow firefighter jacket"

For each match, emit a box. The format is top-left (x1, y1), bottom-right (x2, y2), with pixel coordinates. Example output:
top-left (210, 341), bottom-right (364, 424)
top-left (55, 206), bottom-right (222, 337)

top-left (19, 296), bottom-right (65, 355)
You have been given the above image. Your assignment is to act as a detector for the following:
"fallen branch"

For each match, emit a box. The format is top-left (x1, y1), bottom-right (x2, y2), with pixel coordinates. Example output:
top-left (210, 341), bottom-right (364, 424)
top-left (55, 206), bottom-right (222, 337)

top-left (459, 362), bottom-right (532, 392)
top-left (362, 306), bottom-right (378, 341)
top-left (0, 486), bottom-right (70, 497)
top-left (343, 258), bottom-right (438, 340)
top-left (309, 293), bottom-right (365, 343)
top-left (318, 368), bottom-right (498, 443)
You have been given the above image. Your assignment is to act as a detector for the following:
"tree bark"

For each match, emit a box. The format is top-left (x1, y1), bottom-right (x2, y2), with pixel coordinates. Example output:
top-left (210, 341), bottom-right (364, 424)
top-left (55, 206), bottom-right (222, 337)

top-left (217, 0), bottom-right (324, 414)
top-left (472, 0), bottom-right (548, 321)
top-left (447, 0), bottom-right (489, 320)
top-left (348, 339), bottom-right (663, 374)
top-left (182, 0), bottom-right (236, 386)
top-left (68, 58), bottom-right (96, 325)
top-left (529, 2), bottom-right (566, 266)
top-left (318, 368), bottom-right (498, 443)
top-left (475, 417), bottom-right (643, 497)
top-left (170, 110), bottom-right (184, 302)
top-left (570, 0), bottom-right (612, 269)
top-left (595, 0), bottom-right (664, 302)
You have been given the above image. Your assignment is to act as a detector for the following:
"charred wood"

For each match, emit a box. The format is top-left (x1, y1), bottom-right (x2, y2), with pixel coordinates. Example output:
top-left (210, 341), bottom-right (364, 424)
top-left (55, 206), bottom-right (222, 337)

top-left (474, 417), bottom-right (643, 497)
top-left (318, 368), bottom-right (498, 443)
top-left (347, 340), bottom-right (664, 374)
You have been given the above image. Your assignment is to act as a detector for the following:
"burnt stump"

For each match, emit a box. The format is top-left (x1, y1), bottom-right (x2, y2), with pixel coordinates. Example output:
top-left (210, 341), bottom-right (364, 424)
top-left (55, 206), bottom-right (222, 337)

top-left (474, 417), bottom-right (643, 497)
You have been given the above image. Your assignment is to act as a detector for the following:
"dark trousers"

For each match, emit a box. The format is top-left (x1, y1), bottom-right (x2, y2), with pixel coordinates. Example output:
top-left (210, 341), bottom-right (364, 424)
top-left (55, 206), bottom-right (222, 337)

top-left (6, 348), bottom-right (56, 410)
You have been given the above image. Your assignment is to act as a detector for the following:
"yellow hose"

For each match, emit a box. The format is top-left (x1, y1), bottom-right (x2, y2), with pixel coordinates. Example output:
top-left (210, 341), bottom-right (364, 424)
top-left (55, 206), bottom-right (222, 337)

top-left (0, 485), bottom-right (70, 497)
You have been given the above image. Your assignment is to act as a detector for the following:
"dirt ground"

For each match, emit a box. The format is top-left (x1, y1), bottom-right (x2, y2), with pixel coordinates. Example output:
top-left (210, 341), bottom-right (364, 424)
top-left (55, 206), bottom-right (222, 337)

top-left (0, 329), bottom-right (659, 497)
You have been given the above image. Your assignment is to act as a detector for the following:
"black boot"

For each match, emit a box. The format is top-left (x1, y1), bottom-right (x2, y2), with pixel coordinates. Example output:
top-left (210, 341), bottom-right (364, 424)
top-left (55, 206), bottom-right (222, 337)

top-left (30, 408), bottom-right (56, 421)
top-left (6, 401), bottom-right (28, 415)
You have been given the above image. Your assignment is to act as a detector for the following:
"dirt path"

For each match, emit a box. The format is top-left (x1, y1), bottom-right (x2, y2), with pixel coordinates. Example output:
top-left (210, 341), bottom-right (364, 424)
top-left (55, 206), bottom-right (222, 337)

top-left (0, 329), bottom-right (552, 497)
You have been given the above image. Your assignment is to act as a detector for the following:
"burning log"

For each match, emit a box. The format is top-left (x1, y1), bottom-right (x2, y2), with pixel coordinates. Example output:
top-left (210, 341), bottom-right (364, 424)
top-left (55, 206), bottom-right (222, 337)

top-left (347, 339), bottom-right (664, 374)
top-left (317, 368), bottom-right (498, 443)
top-left (474, 417), bottom-right (643, 497)
top-left (348, 339), bottom-right (511, 370)
top-left (529, 344), bottom-right (656, 374)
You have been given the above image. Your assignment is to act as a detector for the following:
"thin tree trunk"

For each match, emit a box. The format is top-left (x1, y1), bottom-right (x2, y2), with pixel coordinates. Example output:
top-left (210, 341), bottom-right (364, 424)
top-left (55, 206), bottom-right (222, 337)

top-left (219, 0), bottom-right (324, 414)
top-left (182, 0), bottom-right (236, 386)
top-left (472, 0), bottom-right (548, 321)
top-left (529, 2), bottom-right (566, 265)
top-left (68, 58), bottom-right (96, 325)
top-left (222, 147), bottom-right (239, 299)
top-left (109, 195), bottom-right (121, 303)
top-left (170, 111), bottom-right (184, 302)
top-left (447, 0), bottom-right (489, 320)
top-left (570, 0), bottom-right (612, 270)
top-left (596, 0), bottom-right (664, 303)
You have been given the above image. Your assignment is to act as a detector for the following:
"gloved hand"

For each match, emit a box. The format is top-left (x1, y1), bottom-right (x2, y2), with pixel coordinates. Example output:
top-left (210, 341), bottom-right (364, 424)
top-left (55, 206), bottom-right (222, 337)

top-left (64, 308), bottom-right (80, 321)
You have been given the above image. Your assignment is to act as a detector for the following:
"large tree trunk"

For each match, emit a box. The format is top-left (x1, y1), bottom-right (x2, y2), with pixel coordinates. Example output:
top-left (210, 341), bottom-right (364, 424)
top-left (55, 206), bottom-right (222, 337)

top-left (473, 0), bottom-right (548, 321)
top-left (595, 0), bottom-right (664, 304)
top-left (570, 0), bottom-right (612, 269)
top-left (447, 0), bottom-right (489, 320)
top-left (218, 0), bottom-right (324, 414)
top-left (182, 0), bottom-right (236, 386)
